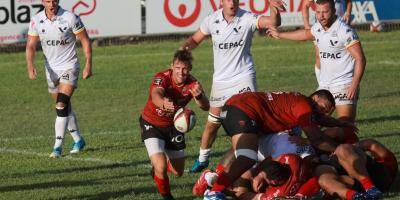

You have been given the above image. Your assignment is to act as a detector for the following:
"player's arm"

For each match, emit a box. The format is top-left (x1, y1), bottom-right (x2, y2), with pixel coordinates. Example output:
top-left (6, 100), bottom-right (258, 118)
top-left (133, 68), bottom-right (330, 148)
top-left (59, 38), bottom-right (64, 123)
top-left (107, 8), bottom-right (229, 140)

top-left (257, 0), bottom-right (285, 29)
top-left (189, 82), bottom-right (210, 111)
top-left (302, 126), bottom-right (337, 153)
top-left (357, 139), bottom-right (391, 160)
top-left (180, 29), bottom-right (207, 51)
top-left (343, 0), bottom-right (352, 24)
top-left (267, 28), bottom-right (314, 41)
top-left (25, 35), bottom-right (39, 80)
top-left (346, 42), bottom-right (366, 100)
top-left (302, 0), bottom-right (314, 29)
top-left (151, 87), bottom-right (174, 112)
top-left (76, 29), bottom-right (92, 79)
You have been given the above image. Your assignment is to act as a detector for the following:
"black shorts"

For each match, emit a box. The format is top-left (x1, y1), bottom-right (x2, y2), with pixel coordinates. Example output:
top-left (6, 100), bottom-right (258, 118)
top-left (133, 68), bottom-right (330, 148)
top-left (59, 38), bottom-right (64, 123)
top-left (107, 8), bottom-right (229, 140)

top-left (221, 105), bottom-right (258, 137)
top-left (139, 117), bottom-right (186, 151)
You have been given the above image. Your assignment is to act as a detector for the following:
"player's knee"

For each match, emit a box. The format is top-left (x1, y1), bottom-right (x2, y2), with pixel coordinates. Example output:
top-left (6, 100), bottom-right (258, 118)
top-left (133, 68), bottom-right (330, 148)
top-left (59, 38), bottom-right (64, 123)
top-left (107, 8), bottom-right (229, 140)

top-left (335, 144), bottom-right (354, 159)
top-left (318, 173), bottom-right (333, 188)
top-left (207, 112), bottom-right (222, 125)
top-left (55, 93), bottom-right (70, 117)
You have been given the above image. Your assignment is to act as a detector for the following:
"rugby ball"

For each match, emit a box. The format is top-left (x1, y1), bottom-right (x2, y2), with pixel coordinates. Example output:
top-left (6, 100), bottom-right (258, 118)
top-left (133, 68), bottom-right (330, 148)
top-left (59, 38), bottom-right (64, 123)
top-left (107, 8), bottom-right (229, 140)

top-left (370, 21), bottom-right (384, 32)
top-left (174, 107), bottom-right (196, 133)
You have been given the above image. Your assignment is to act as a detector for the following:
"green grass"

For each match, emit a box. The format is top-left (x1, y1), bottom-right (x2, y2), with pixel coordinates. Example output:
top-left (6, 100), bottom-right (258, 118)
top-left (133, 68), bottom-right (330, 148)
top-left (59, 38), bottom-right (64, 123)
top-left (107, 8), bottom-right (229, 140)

top-left (0, 30), bottom-right (399, 199)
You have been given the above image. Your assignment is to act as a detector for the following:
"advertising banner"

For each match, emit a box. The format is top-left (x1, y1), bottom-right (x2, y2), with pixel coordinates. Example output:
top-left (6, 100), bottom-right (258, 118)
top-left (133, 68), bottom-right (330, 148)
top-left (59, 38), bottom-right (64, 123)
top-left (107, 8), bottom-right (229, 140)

top-left (146, 0), bottom-right (400, 34)
top-left (0, 0), bottom-right (141, 44)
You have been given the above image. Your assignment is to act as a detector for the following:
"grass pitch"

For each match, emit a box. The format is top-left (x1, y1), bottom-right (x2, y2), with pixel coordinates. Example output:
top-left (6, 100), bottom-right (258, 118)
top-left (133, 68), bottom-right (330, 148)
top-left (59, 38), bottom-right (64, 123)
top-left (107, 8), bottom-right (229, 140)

top-left (0, 31), bottom-right (399, 199)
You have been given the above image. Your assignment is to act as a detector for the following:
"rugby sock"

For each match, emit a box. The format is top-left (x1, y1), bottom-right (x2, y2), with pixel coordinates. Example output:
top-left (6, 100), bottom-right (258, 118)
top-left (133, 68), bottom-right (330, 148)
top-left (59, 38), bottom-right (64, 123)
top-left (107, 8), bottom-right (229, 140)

top-left (67, 109), bottom-right (82, 142)
top-left (153, 175), bottom-right (171, 196)
top-left (54, 116), bottom-right (68, 148)
top-left (345, 189), bottom-right (357, 200)
top-left (166, 160), bottom-right (173, 174)
top-left (211, 172), bottom-right (231, 192)
top-left (296, 177), bottom-right (320, 197)
top-left (199, 148), bottom-right (211, 162)
top-left (215, 164), bottom-right (225, 175)
top-left (360, 177), bottom-right (375, 190)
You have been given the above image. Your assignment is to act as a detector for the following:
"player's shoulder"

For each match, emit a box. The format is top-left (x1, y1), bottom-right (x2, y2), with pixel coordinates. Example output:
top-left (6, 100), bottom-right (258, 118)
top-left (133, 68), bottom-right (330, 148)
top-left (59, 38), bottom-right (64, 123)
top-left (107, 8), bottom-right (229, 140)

top-left (31, 10), bottom-right (45, 22)
top-left (154, 69), bottom-right (172, 78)
top-left (59, 7), bottom-right (80, 21)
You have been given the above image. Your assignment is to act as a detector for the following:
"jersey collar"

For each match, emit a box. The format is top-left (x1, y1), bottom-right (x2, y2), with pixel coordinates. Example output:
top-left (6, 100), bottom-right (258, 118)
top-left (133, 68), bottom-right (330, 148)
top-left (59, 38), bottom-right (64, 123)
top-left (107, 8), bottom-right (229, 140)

top-left (321, 15), bottom-right (340, 33)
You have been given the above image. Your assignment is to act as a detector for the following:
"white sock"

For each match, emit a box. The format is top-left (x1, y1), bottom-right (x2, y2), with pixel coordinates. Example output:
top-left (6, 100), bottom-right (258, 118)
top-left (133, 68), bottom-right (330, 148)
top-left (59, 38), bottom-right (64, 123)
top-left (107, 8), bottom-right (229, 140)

top-left (205, 171), bottom-right (218, 187)
top-left (199, 148), bottom-right (211, 162)
top-left (315, 66), bottom-right (321, 84)
top-left (54, 116), bottom-right (68, 149)
top-left (67, 109), bottom-right (81, 142)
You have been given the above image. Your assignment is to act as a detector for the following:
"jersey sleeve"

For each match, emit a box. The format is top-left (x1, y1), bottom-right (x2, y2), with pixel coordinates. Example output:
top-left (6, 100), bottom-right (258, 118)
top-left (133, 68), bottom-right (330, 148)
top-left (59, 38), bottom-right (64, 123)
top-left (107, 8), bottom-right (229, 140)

top-left (150, 72), bottom-right (170, 91)
top-left (293, 99), bottom-right (318, 128)
top-left (28, 18), bottom-right (38, 36)
top-left (71, 15), bottom-right (85, 34)
top-left (341, 26), bottom-right (359, 48)
top-left (199, 15), bottom-right (212, 35)
top-left (249, 12), bottom-right (261, 31)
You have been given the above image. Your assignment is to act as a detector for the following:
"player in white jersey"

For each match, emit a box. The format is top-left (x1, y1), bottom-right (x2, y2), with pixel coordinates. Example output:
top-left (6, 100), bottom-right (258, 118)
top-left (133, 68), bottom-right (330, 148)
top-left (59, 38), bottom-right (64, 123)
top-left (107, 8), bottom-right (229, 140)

top-left (180, 0), bottom-right (286, 172)
top-left (267, 0), bottom-right (365, 144)
top-left (26, 0), bottom-right (92, 158)
top-left (302, 0), bottom-right (352, 86)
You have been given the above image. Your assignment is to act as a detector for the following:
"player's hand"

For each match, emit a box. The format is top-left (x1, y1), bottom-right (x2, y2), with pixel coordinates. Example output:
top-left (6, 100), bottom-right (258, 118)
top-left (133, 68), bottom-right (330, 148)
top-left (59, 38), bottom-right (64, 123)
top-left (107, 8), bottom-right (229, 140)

top-left (266, 27), bottom-right (280, 39)
top-left (346, 84), bottom-right (358, 100)
top-left (189, 82), bottom-right (203, 99)
top-left (343, 12), bottom-right (351, 25)
top-left (82, 65), bottom-right (92, 79)
top-left (270, 0), bottom-right (286, 12)
top-left (162, 98), bottom-right (175, 112)
top-left (27, 65), bottom-right (37, 80)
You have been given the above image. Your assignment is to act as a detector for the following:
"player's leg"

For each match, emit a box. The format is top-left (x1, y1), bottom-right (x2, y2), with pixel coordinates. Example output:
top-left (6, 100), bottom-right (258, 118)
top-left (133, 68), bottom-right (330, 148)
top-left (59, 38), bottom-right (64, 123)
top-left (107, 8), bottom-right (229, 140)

top-left (165, 151), bottom-right (185, 177)
top-left (191, 106), bottom-right (222, 172)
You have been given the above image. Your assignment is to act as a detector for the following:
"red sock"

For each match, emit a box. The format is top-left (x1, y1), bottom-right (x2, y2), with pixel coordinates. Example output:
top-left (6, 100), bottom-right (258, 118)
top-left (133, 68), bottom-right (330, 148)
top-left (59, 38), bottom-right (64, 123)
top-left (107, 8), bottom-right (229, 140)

top-left (211, 172), bottom-right (231, 192)
top-left (167, 160), bottom-right (173, 174)
top-left (360, 177), bottom-right (375, 190)
top-left (346, 189), bottom-right (357, 200)
top-left (215, 164), bottom-right (225, 175)
top-left (296, 177), bottom-right (320, 197)
top-left (153, 175), bottom-right (171, 196)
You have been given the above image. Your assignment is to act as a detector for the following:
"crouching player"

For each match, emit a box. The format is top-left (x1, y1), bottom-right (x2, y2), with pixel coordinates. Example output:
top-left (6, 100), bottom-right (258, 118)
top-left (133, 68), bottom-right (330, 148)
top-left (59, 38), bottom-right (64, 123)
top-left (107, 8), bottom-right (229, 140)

top-left (139, 50), bottom-right (209, 200)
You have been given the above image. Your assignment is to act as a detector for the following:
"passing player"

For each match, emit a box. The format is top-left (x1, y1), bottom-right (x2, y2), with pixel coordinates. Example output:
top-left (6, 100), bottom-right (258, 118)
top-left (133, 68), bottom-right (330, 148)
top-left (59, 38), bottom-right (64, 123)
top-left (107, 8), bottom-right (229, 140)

top-left (203, 90), bottom-right (356, 199)
top-left (26, 0), bottom-right (92, 157)
top-left (139, 50), bottom-right (209, 200)
top-left (180, 0), bottom-right (286, 172)
top-left (268, 0), bottom-right (366, 144)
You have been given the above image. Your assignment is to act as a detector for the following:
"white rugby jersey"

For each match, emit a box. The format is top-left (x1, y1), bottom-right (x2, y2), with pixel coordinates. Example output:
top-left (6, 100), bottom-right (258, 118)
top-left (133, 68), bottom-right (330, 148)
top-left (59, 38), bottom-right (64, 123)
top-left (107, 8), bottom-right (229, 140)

top-left (311, 17), bottom-right (359, 87)
top-left (28, 7), bottom-right (85, 70)
top-left (200, 8), bottom-right (259, 83)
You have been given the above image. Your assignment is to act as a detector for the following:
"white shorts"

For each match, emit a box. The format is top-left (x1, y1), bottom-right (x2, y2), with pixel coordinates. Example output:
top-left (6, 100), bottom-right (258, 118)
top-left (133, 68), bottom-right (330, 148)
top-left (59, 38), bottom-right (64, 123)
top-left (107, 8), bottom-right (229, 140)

top-left (45, 67), bottom-right (80, 93)
top-left (210, 76), bottom-right (257, 107)
top-left (318, 84), bottom-right (359, 105)
top-left (257, 131), bottom-right (315, 161)
top-left (144, 138), bottom-right (185, 159)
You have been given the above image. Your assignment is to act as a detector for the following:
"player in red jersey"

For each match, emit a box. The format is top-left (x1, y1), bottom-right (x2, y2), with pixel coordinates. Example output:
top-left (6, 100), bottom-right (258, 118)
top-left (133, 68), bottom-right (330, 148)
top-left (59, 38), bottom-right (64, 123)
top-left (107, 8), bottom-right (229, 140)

top-left (139, 50), bottom-right (209, 200)
top-left (318, 139), bottom-right (397, 199)
top-left (204, 90), bottom-right (356, 199)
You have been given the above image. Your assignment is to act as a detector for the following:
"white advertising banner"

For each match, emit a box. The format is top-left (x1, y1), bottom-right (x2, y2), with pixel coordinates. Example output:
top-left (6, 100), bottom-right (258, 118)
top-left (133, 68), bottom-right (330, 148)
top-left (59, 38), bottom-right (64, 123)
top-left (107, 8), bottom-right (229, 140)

top-left (146, 0), bottom-right (314, 34)
top-left (0, 0), bottom-right (141, 44)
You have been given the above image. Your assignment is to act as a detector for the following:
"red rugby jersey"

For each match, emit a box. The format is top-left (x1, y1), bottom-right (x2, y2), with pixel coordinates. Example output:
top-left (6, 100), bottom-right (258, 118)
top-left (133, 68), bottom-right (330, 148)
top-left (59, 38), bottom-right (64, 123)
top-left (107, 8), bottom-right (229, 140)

top-left (141, 69), bottom-right (197, 127)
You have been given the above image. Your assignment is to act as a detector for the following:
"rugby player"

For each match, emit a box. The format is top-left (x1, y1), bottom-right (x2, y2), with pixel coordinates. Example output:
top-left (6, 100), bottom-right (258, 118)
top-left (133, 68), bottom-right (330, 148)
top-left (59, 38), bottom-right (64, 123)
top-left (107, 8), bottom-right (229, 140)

top-left (139, 50), bottom-right (209, 200)
top-left (180, 0), bottom-right (286, 172)
top-left (26, 0), bottom-right (92, 157)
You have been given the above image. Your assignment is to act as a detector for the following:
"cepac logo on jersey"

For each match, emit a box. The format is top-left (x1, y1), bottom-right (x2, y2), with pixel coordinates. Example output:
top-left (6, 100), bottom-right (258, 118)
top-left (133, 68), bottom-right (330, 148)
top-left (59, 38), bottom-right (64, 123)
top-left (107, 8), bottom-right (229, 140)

top-left (71, 0), bottom-right (96, 17)
top-left (0, 0), bottom-right (43, 24)
top-left (164, 0), bottom-right (201, 27)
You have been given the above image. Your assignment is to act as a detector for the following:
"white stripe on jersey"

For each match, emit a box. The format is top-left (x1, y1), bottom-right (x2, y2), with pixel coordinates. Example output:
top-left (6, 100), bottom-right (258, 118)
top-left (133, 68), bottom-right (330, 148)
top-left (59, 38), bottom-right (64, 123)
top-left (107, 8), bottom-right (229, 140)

top-left (28, 7), bottom-right (85, 70)
top-left (200, 8), bottom-right (259, 84)
top-left (311, 17), bottom-right (359, 87)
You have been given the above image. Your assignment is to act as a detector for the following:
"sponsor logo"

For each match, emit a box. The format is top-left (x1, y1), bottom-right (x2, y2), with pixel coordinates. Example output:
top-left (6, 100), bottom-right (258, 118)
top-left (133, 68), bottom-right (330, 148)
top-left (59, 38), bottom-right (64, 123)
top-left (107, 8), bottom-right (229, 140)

top-left (153, 77), bottom-right (163, 85)
top-left (46, 39), bottom-right (70, 46)
top-left (0, 0), bottom-right (43, 24)
top-left (239, 86), bottom-right (251, 93)
top-left (334, 93), bottom-right (348, 100)
top-left (164, 0), bottom-right (201, 27)
top-left (171, 134), bottom-right (184, 143)
top-left (320, 51), bottom-right (341, 59)
top-left (329, 40), bottom-right (338, 46)
top-left (218, 39), bottom-right (244, 49)
top-left (61, 73), bottom-right (70, 80)
top-left (72, 0), bottom-right (97, 17)
top-left (144, 124), bottom-right (152, 131)
top-left (352, 1), bottom-right (379, 23)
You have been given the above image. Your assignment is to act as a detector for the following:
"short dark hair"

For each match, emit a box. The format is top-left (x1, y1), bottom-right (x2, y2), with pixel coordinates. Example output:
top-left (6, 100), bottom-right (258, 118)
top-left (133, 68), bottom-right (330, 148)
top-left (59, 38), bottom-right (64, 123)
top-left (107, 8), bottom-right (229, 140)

top-left (172, 50), bottom-right (193, 69)
top-left (316, 0), bottom-right (335, 10)
top-left (261, 160), bottom-right (291, 185)
top-left (309, 89), bottom-right (336, 107)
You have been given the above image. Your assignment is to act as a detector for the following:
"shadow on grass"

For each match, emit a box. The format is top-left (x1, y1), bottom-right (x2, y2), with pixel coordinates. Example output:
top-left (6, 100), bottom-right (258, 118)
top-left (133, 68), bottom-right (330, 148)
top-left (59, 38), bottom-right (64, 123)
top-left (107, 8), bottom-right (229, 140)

top-left (0, 180), bottom-right (100, 192)
top-left (357, 115), bottom-right (400, 124)
top-left (368, 132), bottom-right (400, 138)
top-left (364, 91), bottom-right (400, 99)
